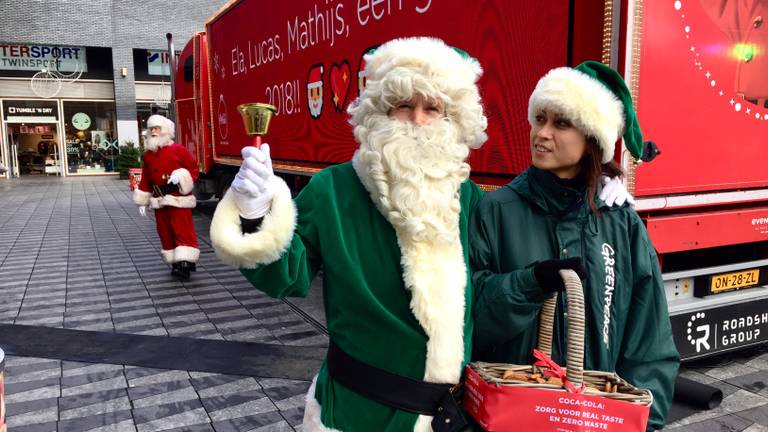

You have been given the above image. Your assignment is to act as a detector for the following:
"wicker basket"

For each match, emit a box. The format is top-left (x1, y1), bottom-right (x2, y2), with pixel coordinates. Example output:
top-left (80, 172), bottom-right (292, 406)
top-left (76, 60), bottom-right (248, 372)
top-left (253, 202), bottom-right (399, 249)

top-left (464, 269), bottom-right (653, 431)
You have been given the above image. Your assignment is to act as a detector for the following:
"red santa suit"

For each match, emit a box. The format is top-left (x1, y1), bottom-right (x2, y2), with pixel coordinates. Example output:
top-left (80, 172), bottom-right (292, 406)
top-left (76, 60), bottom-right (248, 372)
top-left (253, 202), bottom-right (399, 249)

top-left (133, 115), bottom-right (200, 265)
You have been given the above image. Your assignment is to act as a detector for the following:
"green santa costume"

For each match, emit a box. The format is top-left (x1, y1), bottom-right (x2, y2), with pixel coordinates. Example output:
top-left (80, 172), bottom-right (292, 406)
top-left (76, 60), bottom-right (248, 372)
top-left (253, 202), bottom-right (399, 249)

top-left (470, 62), bottom-right (680, 431)
top-left (210, 37), bottom-right (487, 431)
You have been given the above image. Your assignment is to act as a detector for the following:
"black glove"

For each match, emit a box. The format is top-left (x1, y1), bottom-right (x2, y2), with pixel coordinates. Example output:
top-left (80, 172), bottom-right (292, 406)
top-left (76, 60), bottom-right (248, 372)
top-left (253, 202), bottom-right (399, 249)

top-left (533, 257), bottom-right (587, 293)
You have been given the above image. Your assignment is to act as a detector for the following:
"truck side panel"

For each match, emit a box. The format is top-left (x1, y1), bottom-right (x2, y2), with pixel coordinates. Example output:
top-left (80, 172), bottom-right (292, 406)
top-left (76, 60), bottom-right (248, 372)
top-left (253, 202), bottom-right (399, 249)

top-left (633, 0), bottom-right (768, 196)
top-left (204, 0), bottom-right (572, 177)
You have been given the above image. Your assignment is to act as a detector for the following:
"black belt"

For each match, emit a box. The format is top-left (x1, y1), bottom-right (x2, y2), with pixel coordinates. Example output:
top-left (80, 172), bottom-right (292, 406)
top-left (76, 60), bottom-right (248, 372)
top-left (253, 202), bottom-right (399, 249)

top-left (152, 183), bottom-right (180, 197)
top-left (327, 341), bottom-right (468, 432)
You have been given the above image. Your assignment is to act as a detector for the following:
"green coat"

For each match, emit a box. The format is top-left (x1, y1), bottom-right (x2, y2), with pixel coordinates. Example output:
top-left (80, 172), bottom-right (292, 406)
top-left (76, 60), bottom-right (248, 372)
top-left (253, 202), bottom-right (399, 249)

top-left (241, 162), bottom-right (484, 431)
top-left (470, 167), bottom-right (679, 431)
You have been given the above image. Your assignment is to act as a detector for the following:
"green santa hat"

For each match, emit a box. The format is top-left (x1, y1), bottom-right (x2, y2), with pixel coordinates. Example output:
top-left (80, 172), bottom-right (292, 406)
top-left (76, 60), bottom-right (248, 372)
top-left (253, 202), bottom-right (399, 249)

top-left (527, 60), bottom-right (643, 164)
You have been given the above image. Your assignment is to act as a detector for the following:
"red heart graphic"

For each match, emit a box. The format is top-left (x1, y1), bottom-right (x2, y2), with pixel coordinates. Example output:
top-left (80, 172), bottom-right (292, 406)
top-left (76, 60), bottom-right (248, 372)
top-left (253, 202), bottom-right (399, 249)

top-left (329, 61), bottom-right (351, 113)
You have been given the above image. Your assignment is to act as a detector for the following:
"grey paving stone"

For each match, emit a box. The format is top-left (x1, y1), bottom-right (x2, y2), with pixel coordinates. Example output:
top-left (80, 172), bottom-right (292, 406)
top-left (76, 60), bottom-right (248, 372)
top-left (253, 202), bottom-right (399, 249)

top-left (61, 368), bottom-right (125, 387)
top-left (6, 405), bottom-right (59, 428)
top-left (59, 388), bottom-right (128, 411)
top-left (671, 389), bottom-right (768, 426)
top-left (63, 375), bottom-right (129, 397)
top-left (127, 369), bottom-right (191, 387)
top-left (277, 407), bottom-right (304, 427)
top-left (6, 367), bottom-right (62, 384)
top-left (5, 359), bottom-right (61, 375)
top-left (57, 409), bottom-right (135, 432)
top-left (4, 384), bottom-right (60, 404)
top-left (127, 379), bottom-right (193, 401)
top-left (132, 386), bottom-right (201, 409)
top-left (259, 381), bottom-right (311, 405)
top-left (205, 395), bottom-right (277, 422)
top-left (9, 420), bottom-right (58, 432)
top-left (682, 413), bottom-right (753, 431)
top-left (194, 377), bottom-right (261, 399)
top-left (133, 400), bottom-right (207, 429)
top-left (157, 424), bottom-right (215, 432)
top-left (5, 395), bottom-right (58, 416)
top-left (210, 410), bottom-right (289, 432)
top-left (60, 395), bottom-right (133, 421)
top-left (83, 419), bottom-right (139, 432)
top-left (726, 370), bottom-right (768, 395)
top-left (736, 404), bottom-right (768, 426)
top-left (705, 362), bottom-right (762, 381)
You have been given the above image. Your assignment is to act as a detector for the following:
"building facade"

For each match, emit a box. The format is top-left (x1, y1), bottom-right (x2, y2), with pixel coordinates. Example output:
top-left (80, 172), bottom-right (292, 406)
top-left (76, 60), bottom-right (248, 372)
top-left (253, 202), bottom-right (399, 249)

top-left (0, 0), bottom-right (228, 178)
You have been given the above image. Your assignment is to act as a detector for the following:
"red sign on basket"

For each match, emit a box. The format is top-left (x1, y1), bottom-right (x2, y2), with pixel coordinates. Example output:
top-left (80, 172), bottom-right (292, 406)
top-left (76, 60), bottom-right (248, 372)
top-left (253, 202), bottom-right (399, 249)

top-left (463, 367), bottom-right (650, 432)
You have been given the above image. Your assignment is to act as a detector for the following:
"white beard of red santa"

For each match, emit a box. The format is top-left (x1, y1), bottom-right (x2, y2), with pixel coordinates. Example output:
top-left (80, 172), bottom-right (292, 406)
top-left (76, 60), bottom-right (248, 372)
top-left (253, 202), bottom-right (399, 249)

top-left (307, 82), bottom-right (323, 118)
top-left (353, 114), bottom-right (470, 244)
top-left (146, 133), bottom-right (172, 152)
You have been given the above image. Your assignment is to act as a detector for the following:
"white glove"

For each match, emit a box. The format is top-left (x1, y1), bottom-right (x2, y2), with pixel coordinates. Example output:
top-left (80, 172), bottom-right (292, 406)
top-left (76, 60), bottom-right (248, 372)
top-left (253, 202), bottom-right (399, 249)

top-left (600, 175), bottom-right (635, 207)
top-left (139, 206), bottom-right (147, 217)
top-left (168, 172), bottom-right (180, 185)
top-left (230, 144), bottom-right (276, 219)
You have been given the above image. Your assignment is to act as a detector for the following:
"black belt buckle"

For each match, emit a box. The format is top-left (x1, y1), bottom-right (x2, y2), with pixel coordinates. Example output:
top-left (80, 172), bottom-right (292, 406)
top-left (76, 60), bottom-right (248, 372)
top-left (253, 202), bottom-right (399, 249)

top-left (432, 384), bottom-right (468, 432)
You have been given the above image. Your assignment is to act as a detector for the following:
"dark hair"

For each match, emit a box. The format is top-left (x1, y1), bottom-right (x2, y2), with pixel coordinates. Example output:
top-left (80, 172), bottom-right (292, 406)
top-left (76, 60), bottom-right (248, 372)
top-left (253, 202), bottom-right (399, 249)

top-left (581, 137), bottom-right (623, 214)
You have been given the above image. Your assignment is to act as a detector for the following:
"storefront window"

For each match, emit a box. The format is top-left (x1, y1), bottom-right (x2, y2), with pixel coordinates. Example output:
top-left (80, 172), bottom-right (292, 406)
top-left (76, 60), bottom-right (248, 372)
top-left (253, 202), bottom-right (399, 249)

top-left (63, 101), bottom-right (117, 175)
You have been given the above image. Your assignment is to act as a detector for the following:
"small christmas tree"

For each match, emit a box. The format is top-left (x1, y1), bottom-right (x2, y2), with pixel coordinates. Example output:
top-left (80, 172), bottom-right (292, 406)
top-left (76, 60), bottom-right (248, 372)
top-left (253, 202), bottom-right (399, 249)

top-left (117, 140), bottom-right (142, 178)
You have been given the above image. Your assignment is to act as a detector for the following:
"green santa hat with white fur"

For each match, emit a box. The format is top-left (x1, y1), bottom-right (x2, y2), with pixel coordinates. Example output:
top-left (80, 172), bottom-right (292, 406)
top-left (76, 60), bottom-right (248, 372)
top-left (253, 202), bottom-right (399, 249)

top-left (528, 60), bottom-right (643, 164)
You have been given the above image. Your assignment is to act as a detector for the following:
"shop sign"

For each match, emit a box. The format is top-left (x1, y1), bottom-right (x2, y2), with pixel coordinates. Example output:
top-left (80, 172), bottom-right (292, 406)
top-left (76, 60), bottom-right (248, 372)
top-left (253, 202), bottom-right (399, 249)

top-left (0, 43), bottom-right (88, 72)
top-left (671, 298), bottom-right (768, 360)
top-left (2, 100), bottom-right (59, 122)
top-left (147, 50), bottom-right (174, 76)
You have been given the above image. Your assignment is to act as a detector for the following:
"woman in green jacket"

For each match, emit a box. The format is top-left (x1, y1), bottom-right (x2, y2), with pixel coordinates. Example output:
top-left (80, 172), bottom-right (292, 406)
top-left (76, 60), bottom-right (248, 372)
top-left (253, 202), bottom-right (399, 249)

top-left (470, 62), bottom-right (680, 431)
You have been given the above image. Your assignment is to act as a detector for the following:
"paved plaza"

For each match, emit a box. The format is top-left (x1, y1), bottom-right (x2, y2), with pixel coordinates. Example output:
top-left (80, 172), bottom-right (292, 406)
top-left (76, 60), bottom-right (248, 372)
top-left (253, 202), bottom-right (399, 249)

top-left (0, 176), bottom-right (767, 431)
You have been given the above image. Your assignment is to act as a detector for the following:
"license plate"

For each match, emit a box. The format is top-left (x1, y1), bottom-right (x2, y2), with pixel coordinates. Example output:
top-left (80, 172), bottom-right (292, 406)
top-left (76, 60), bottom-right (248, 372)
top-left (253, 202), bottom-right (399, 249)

top-left (710, 269), bottom-right (760, 293)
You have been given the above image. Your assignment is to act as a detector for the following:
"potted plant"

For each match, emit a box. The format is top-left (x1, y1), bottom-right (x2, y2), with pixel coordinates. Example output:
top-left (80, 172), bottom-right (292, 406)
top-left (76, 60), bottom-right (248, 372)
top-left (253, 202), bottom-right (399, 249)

top-left (117, 140), bottom-right (142, 180)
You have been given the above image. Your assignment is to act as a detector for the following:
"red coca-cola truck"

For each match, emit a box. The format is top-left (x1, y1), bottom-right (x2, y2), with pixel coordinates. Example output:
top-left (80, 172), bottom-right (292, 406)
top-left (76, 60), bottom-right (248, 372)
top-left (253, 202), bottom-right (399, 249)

top-left (175, 0), bottom-right (768, 361)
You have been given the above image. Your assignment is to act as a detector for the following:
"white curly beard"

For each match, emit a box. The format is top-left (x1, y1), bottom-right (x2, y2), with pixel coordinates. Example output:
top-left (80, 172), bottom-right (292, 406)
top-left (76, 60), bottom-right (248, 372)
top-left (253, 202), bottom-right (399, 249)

top-left (146, 134), bottom-right (172, 152)
top-left (352, 115), bottom-right (470, 245)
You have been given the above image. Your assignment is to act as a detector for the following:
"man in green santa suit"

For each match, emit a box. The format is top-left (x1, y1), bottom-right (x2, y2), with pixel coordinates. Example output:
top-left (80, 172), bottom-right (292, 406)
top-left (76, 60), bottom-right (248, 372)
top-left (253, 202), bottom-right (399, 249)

top-left (210, 37), bottom-right (488, 431)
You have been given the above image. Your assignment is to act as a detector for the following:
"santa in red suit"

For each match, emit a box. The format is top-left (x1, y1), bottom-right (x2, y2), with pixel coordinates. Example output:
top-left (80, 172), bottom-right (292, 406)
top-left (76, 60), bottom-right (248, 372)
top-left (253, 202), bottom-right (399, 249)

top-left (133, 114), bottom-right (200, 279)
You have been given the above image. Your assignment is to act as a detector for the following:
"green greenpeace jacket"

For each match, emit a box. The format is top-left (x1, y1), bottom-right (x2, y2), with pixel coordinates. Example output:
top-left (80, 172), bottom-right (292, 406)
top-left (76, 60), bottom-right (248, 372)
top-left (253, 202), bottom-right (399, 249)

top-left (210, 162), bottom-right (484, 431)
top-left (470, 167), bottom-right (679, 431)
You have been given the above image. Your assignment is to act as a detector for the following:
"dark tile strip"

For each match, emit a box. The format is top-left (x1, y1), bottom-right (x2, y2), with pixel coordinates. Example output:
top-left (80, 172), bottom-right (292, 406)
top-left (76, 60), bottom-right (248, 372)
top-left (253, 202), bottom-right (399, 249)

top-left (0, 323), bottom-right (324, 380)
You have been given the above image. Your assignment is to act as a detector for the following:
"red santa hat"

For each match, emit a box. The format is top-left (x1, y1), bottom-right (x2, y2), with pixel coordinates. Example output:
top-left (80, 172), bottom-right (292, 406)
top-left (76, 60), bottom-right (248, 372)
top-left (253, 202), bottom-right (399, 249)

top-left (307, 65), bottom-right (323, 90)
top-left (147, 114), bottom-right (175, 139)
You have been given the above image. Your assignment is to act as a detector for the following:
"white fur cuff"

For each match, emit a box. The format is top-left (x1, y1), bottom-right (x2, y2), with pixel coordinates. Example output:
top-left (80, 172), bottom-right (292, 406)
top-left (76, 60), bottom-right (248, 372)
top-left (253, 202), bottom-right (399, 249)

top-left (133, 189), bottom-right (152, 206)
top-left (171, 168), bottom-right (195, 195)
top-left (161, 249), bottom-right (174, 264)
top-left (303, 376), bottom-right (342, 432)
top-left (174, 246), bottom-right (199, 263)
top-left (209, 176), bottom-right (296, 269)
top-left (150, 194), bottom-right (196, 209)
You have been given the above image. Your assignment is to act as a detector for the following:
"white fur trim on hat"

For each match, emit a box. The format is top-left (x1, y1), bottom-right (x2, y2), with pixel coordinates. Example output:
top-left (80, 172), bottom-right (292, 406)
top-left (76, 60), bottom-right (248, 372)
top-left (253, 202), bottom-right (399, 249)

top-left (147, 114), bottom-right (175, 139)
top-left (348, 37), bottom-right (487, 149)
top-left (528, 67), bottom-right (624, 164)
top-left (209, 176), bottom-right (296, 269)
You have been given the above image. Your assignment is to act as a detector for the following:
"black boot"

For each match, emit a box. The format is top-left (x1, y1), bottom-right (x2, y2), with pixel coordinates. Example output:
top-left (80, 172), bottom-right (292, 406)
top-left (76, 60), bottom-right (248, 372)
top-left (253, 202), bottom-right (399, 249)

top-left (174, 261), bottom-right (192, 280)
top-left (171, 262), bottom-right (181, 277)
